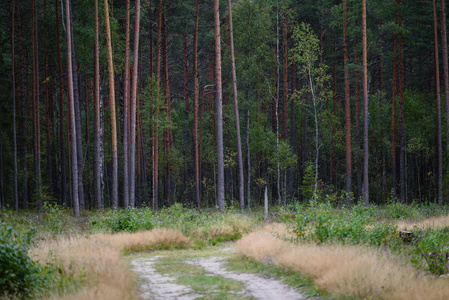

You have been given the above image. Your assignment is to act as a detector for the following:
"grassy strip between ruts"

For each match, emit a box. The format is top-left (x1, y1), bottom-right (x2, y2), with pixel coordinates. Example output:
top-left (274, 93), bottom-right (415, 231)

top-left (236, 224), bottom-right (449, 300)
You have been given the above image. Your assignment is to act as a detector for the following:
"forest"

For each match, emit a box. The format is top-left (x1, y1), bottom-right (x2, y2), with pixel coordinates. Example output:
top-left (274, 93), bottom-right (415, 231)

top-left (1, 0), bottom-right (449, 214)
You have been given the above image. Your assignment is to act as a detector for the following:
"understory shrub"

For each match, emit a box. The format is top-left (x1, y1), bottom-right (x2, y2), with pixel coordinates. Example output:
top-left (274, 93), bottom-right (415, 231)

top-left (411, 228), bottom-right (449, 275)
top-left (0, 222), bottom-right (53, 298)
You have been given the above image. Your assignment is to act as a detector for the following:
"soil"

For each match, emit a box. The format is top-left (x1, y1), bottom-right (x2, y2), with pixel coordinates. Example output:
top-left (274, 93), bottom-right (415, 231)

top-left (131, 245), bottom-right (308, 299)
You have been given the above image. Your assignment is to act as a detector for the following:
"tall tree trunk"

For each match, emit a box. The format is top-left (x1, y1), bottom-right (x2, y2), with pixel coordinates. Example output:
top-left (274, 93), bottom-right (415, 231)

top-left (332, 37), bottom-right (337, 186)
top-left (12, 0), bottom-right (18, 212)
top-left (104, 0), bottom-right (118, 208)
top-left (392, 37), bottom-right (397, 197)
top-left (433, 0), bottom-right (443, 204)
top-left (32, 0), bottom-right (42, 210)
top-left (227, 0), bottom-right (244, 210)
top-left (16, 0), bottom-right (28, 208)
top-left (66, 0), bottom-right (79, 217)
top-left (354, 38), bottom-right (362, 197)
top-left (282, 15), bottom-right (288, 140)
top-left (94, 0), bottom-right (102, 209)
top-left (55, 0), bottom-right (66, 206)
top-left (398, 0), bottom-right (406, 203)
top-left (193, 0), bottom-right (201, 209)
top-left (123, 0), bottom-right (130, 208)
top-left (214, 0), bottom-right (225, 212)
top-left (440, 0), bottom-right (449, 204)
top-left (153, 0), bottom-right (163, 210)
top-left (68, 0), bottom-right (85, 210)
top-left (362, 0), bottom-right (369, 206)
top-left (129, 0), bottom-right (141, 208)
top-left (343, 0), bottom-right (352, 204)
top-left (162, 13), bottom-right (172, 207)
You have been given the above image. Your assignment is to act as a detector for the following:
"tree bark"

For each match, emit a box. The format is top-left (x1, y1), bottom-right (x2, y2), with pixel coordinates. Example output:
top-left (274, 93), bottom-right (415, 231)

top-left (343, 0), bottom-right (352, 204)
top-left (398, 0), bottom-right (406, 203)
top-left (214, 0), bottom-right (225, 212)
top-left (227, 0), bottom-right (244, 210)
top-left (193, 0), bottom-right (201, 209)
top-left (129, 0), bottom-right (141, 208)
top-left (392, 37), bottom-right (397, 197)
top-left (433, 0), bottom-right (443, 204)
top-left (94, 0), bottom-right (102, 210)
top-left (104, 0), bottom-right (118, 208)
top-left (282, 15), bottom-right (288, 140)
top-left (123, 0), bottom-right (130, 208)
top-left (65, 0), bottom-right (79, 217)
top-left (440, 0), bottom-right (449, 204)
top-left (362, 0), bottom-right (369, 206)
top-left (12, 0), bottom-right (18, 212)
top-left (354, 38), bottom-right (362, 197)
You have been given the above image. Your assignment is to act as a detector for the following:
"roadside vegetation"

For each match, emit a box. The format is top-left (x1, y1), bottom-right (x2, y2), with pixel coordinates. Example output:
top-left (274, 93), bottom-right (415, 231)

top-left (1, 200), bottom-right (449, 299)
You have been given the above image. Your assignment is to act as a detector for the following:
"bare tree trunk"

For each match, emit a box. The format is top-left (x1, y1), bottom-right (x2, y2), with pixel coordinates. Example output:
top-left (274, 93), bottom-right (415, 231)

top-left (440, 0), bottom-right (449, 203)
top-left (362, 0), bottom-right (369, 206)
top-left (392, 37), bottom-right (397, 197)
top-left (354, 38), bottom-right (362, 198)
top-left (398, 0), bottom-right (406, 203)
top-left (282, 15), bottom-right (288, 140)
top-left (153, 0), bottom-right (163, 210)
top-left (94, 0), bottom-right (102, 210)
top-left (433, 0), bottom-right (443, 204)
top-left (193, 0), bottom-right (201, 209)
top-left (123, 0), bottom-right (130, 208)
top-left (343, 0), bottom-right (352, 204)
top-left (227, 0), bottom-right (244, 210)
top-left (104, 0), bottom-right (118, 208)
top-left (214, 0), bottom-right (225, 212)
top-left (129, 0), bottom-right (141, 208)
top-left (66, 0), bottom-right (79, 216)
top-left (32, 0), bottom-right (42, 210)
top-left (12, 0), bottom-right (18, 212)
top-left (331, 37), bottom-right (337, 186)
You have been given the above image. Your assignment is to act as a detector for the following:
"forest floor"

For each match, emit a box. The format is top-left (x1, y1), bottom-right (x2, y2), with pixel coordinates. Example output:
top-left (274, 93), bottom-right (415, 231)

top-left (129, 243), bottom-right (311, 300)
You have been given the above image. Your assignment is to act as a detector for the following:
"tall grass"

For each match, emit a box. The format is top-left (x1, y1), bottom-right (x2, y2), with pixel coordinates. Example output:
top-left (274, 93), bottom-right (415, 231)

top-left (32, 229), bottom-right (191, 299)
top-left (237, 226), bottom-right (449, 299)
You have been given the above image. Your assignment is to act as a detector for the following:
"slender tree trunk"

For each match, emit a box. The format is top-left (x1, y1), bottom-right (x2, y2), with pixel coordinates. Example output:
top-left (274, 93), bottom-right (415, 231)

top-left (332, 37), bottom-right (337, 186)
top-left (362, 0), bottom-right (369, 206)
top-left (392, 37), bottom-right (397, 197)
top-left (55, 0), bottom-right (66, 206)
top-left (129, 0), bottom-right (141, 208)
top-left (123, 0), bottom-right (130, 208)
top-left (354, 38), bottom-right (362, 197)
top-left (66, 0), bottom-right (79, 217)
top-left (227, 0), bottom-right (244, 210)
top-left (282, 15), bottom-right (288, 140)
top-left (32, 0), bottom-right (42, 210)
top-left (94, 0), bottom-right (102, 210)
top-left (104, 0), bottom-right (118, 208)
top-left (440, 0), bottom-right (449, 204)
top-left (433, 0), bottom-right (443, 204)
top-left (162, 13), bottom-right (172, 207)
top-left (153, 0), bottom-right (163, 210)
top-left (16, 0), bottom-right (27, 208)
top-left (343, 0), bottom-right (352, 204)
top-left (193, 0), bottom-right (201, 209)
top-left (398, 0), bottom-right (406, 203)
top-left (214, 0), bottom-right (225, 212)
top-left (12, 0), bottom-right (18, 212)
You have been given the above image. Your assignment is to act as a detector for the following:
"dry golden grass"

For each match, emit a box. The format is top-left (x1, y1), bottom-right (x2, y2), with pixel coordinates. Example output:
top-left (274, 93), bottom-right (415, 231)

top-left (397, 214), bottom-right (449, 231)
top-left (190, 214), bottom-right (254, 241)
top-left (236, 227), bottom-right (449, 300)
top-left (33, 229), bottom-right (191, 299)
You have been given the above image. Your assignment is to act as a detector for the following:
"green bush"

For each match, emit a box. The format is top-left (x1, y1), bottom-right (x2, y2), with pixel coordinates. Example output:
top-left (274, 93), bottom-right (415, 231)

top-left (92, 208), bottom-right (153, 233)
top-left (411, 228), bottom-right (449, 275)
top-left (0, 223), bottom-right (53, 298)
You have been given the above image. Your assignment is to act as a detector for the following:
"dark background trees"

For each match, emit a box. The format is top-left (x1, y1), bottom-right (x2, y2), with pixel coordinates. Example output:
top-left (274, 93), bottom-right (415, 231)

top-left (1, 0), bottom-right (449, 212)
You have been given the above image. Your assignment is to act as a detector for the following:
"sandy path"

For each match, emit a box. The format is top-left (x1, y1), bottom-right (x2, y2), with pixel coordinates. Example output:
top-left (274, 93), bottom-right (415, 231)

top-left (131, 256), bottom-right (199, 300)
top-left (188, 257), bottom-right (307, 300)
